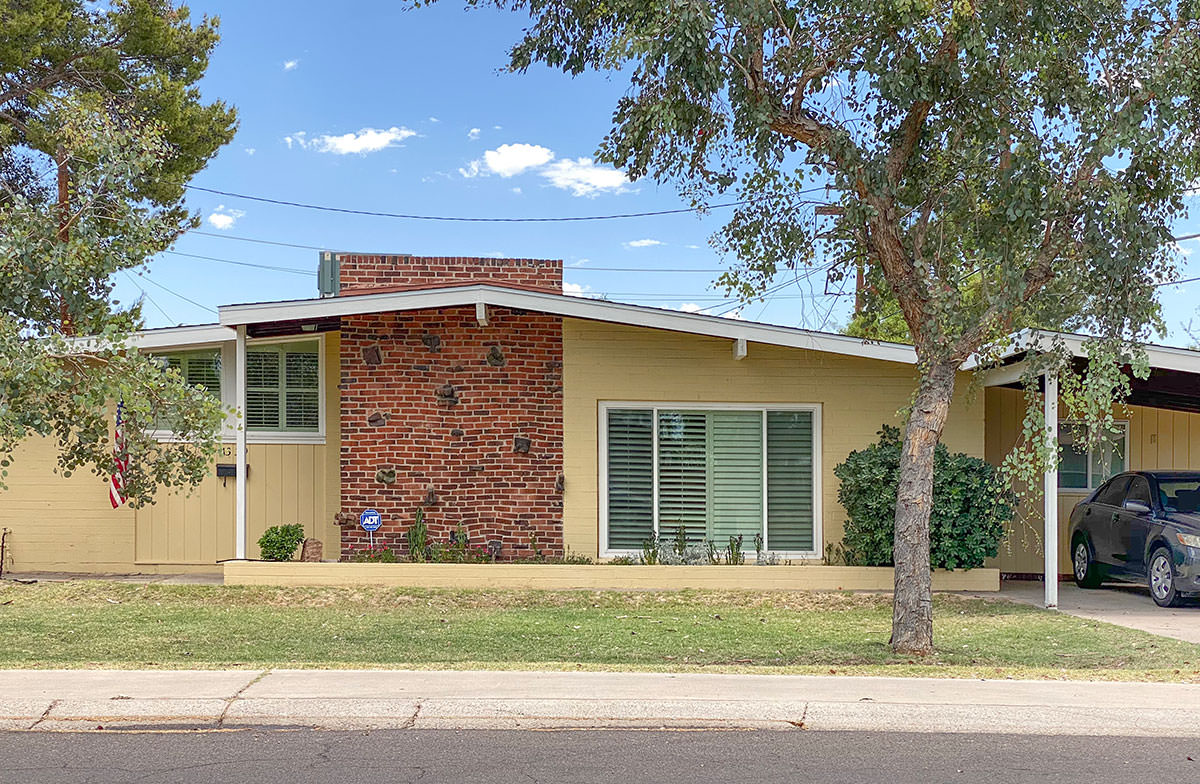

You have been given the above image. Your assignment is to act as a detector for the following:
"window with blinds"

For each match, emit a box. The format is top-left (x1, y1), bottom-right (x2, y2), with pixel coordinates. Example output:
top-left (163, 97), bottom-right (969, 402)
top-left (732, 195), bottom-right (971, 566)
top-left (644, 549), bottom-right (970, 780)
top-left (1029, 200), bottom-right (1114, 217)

top-left (604, 406), bottom-right (817, 553)
top-left (245, 341), bottom-right (320, 432)
top-left (160, 350), bottom-right (222, 397)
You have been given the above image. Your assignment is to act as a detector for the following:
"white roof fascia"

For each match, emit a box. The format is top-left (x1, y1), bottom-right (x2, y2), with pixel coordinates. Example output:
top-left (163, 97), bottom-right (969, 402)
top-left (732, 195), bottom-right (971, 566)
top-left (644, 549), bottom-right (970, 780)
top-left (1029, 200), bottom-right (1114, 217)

top-left (975, 328), bottom-right (1200, 376)
top-left (64, 324), bottom-right (236, 354)
top-left (218, 284), bottom-right (920, 365)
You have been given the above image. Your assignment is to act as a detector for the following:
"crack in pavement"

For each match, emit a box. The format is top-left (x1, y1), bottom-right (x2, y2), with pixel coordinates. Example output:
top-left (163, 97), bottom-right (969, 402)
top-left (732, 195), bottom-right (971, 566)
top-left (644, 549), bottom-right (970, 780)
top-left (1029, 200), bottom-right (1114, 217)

top-left (217, 670), bottom-right (270, 729)
top-left (26, 699), bottom-right (58, 730)
top-left (400, 700), bottom-right (423, 730)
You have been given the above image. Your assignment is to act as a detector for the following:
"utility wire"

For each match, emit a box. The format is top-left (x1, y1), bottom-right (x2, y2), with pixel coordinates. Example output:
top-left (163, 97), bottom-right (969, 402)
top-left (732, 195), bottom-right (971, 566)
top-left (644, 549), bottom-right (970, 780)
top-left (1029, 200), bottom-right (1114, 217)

top-left (184, 184), bottom-right (834, 223)
top-left (122, 271), bottom-right (175, 324)
top-left (132, 273), bottom-right (219, 315)
top-left (163, 249), bottom-right (314, 276)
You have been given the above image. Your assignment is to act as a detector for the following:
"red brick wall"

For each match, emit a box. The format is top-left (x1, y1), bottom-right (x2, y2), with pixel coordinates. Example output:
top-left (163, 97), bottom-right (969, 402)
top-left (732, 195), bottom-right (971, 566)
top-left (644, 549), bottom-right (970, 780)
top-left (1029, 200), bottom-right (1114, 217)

top-left (338, 305), bottom-right (564, 560)
top-left (337, 254), bottom-right (562, 295)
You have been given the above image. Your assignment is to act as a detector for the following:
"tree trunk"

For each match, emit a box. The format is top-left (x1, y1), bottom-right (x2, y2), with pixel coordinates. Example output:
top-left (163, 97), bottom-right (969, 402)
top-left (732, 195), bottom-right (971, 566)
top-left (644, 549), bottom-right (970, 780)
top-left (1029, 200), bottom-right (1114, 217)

top-left (891, 359), bottom-right (958, 655)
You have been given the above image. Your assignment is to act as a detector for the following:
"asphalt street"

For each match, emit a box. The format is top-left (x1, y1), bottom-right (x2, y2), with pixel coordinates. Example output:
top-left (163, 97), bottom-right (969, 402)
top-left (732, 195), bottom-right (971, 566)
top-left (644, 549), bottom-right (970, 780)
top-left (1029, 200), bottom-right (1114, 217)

top-left (1, 729), bottom-right (1198, 784)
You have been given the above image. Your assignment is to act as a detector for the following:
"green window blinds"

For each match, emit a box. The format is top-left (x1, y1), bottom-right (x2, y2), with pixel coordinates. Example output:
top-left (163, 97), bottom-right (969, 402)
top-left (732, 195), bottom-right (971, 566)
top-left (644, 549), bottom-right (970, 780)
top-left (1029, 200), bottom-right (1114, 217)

top-left (161, 350), bottom-right (222, 397)
top-left (605, 407), bottom-right (815, 552)
top-left (246, 342), bottom-right (320, 432)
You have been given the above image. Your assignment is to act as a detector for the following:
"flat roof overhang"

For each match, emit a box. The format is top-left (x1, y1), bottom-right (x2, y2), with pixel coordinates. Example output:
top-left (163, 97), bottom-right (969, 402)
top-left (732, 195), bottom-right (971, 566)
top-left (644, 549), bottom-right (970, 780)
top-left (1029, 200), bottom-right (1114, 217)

top-left (216, 283), bottom-right (922, 366)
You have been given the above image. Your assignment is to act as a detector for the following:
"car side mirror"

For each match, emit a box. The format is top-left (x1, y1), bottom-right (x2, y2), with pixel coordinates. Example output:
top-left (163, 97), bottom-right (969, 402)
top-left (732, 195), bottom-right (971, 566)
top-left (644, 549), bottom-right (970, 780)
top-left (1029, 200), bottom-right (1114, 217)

top-left (1123, 500), bottom-right (1152, 515)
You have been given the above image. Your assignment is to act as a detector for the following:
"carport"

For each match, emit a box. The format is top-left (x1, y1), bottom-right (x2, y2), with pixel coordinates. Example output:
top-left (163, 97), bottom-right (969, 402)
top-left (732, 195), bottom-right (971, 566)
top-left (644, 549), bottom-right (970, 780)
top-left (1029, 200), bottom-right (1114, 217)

top-left (983, 330), bottom-right (1200, 609)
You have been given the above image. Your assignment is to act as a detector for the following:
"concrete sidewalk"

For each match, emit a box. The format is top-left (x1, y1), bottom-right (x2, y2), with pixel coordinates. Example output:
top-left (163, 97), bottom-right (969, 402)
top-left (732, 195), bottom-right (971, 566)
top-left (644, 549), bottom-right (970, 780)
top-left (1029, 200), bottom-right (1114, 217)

top-left (2, 669), bottom-right (1198, 735)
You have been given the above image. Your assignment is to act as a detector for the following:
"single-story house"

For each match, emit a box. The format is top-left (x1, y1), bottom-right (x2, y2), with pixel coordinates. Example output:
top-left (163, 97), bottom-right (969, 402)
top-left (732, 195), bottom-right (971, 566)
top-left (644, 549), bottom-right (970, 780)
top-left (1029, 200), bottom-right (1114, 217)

top-left (4, 253), bottom-right (1200, 605)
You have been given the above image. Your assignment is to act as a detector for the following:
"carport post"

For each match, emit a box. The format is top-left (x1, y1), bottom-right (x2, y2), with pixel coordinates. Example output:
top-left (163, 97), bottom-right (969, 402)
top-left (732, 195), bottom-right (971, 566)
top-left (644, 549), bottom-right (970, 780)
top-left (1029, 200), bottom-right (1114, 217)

top-left (235, 324), bottom-right (248, 561)
top-left (1044, 370), bottom-right (1059, 609)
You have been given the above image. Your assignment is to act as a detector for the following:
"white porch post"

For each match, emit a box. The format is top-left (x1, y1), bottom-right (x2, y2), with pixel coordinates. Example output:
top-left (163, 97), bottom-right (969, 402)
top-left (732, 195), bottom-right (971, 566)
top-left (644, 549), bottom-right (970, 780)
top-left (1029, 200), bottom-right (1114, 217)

top-left (235, 324), bottom-right (248, 561)
top-left (1043, 370), bottom-right (1059, 609)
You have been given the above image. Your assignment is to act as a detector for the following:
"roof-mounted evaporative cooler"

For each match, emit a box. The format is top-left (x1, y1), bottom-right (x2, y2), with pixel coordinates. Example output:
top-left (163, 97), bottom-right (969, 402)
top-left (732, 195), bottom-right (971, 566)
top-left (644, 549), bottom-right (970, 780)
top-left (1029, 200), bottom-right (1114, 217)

top-left (317, 251), bottom-right (340, 297)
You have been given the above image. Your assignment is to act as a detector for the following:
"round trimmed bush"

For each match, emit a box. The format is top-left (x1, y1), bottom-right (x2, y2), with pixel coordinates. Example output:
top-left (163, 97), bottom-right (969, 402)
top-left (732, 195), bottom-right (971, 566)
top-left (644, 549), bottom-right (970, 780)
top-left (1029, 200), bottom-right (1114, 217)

top-left (833, 425), bottom-right (1013, 570)
top-left (257, 524), bottom-right (306, 562)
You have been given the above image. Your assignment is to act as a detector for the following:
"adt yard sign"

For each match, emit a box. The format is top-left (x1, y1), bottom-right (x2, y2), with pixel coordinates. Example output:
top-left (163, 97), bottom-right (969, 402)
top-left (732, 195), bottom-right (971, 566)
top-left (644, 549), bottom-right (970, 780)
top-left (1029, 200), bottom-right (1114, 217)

top-left (360, 509), bottom-right (382, 532)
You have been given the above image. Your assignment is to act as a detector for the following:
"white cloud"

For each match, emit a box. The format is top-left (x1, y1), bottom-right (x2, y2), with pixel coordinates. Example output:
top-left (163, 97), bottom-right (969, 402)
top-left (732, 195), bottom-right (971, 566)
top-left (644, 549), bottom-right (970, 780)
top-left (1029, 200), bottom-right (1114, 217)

top-left (286, 127), bottom-right (418, 155)
top-left (429, 116), bottom-right (440, 123)
top-left (568, 258), bottom-right (590, 267)
top-left (283, 59), bottom-right (299, 71)
top-left (461, 143), bottom-right (555, 178)
top-left (685, 244), bottom-right (701, 249)
top-left (624, 238), bottom-right (663, 249)
top-left (541, 157), bottom-right (630, 197)
top-left (511, 187), bottom-right (522, 194)
top-left (678, 302), bottom-right (705, 313)
top-left (468, 127), bottom-right (481, 140)
top-left (1175, 242), bottom-right (1194, 257)
top-left (244, 147), bottom-right (256, 156)
top-left (563, 281), bottom-right (592, 297)
top-left (206, 205), bottom-right (245, 231)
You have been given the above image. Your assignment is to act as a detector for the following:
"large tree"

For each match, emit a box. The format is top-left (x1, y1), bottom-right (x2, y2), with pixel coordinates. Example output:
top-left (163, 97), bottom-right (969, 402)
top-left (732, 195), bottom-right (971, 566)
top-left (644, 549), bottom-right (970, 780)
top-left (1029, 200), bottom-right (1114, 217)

top-left (0, 1), bottom-right (235, 503)
top-left (454, 0), bottom-right (1200, 652)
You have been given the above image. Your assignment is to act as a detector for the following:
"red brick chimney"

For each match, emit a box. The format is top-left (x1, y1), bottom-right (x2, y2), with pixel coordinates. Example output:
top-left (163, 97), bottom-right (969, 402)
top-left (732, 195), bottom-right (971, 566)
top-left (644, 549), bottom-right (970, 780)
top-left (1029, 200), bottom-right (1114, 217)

top-left (335, 254), bottom-right (563, 296)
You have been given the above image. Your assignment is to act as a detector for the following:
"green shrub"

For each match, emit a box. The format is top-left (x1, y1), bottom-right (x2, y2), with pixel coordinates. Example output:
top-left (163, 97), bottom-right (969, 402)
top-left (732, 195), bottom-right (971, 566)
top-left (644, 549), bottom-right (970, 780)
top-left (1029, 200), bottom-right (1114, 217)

top-left (405, 508), bottom-right (430, 562)
top-left (257, 524), bottom-right (306, 562)
top-left (349, 545), bottom-right (398, 563)
top-left (833, 425), bottom-right (1014, 570)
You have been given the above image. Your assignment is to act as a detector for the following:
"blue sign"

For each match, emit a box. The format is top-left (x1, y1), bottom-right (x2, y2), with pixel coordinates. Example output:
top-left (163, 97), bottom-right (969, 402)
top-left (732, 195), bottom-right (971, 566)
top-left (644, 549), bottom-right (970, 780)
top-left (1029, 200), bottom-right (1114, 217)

top-left (359, 509), bottom-right (382, 532)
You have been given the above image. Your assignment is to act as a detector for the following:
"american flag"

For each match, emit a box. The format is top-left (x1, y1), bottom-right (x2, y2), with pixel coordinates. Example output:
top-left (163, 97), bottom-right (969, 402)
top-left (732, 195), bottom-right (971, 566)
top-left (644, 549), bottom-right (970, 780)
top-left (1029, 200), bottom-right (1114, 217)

top-left (109, 402), bottom-right (128, 509)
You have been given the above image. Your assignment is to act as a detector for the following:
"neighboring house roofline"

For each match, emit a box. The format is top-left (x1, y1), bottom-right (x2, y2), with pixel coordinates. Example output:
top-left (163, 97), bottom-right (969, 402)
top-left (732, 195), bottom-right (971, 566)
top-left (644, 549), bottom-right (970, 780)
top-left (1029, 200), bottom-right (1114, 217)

top-left (986, 328), bottom-right (1200, 376)
top-left (216, 283), bottom-right (922, 366)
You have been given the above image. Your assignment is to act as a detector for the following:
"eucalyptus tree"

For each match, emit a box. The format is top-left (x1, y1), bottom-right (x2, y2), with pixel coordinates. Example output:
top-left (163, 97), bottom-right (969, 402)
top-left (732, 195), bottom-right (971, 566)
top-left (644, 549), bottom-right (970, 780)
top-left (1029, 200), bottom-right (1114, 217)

top-left (0, 0), bottom-right (234, 504)
top-left (451, 0), bottom-right (1200, 653)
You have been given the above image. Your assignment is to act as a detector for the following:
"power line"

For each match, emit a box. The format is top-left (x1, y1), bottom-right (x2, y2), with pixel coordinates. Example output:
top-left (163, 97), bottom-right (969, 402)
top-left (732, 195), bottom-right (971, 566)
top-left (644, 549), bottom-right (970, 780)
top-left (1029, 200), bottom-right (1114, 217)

top-left (132, 273), bottom-right (218, 315)
top-left (162, 249), bottom-right (314, 276)
top-left (122, 271), bottom-right (175, 324)
top-left (184, 184), bottom-right (834, 223)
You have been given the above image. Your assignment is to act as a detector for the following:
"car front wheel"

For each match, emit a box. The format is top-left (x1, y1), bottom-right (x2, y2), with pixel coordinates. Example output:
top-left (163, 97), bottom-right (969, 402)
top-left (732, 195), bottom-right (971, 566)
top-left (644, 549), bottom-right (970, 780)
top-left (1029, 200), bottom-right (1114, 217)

top-left (1149, 546), bottom-right (1183, 608)
top-left (1073, 537), bottom-right (1103, 588)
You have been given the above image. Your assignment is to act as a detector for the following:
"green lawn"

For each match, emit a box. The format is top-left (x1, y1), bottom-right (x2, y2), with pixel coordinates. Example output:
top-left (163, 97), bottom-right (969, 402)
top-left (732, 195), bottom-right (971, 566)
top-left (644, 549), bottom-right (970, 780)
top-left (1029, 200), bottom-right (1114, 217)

top-left (1, 581), bottom-right (1197, 680)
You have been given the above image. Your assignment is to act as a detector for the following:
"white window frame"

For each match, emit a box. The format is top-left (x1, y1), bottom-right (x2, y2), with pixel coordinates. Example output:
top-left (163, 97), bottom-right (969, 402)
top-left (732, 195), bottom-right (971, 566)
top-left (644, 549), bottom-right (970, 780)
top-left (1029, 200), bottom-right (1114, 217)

top-left (145, 333), bottom-right (327, 445)
top-left (597, 401), bottom-right (823, 560)
top-left (1057, 419), bottom-right (1129, 491)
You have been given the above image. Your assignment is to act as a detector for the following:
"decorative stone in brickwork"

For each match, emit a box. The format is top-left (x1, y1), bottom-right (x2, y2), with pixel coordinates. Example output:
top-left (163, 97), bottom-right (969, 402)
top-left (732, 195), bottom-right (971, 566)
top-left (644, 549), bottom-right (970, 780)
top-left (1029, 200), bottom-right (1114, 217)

top-left (434, 383), bottom-right (459, 407)
top-left (486, 345), bottom-right (506, 366)
top-left (362, 345), bottom-right (382, 365)
top-left (555, 473), bottom-right (565, 493)
top-left (513, 436), bottom-right (531, 453)
top-left (375, 468), bottom-right (397, 485)
top-left (367, 411), bottom-right (389, 427)
top-left (339, 305), bottom-right (564, 560)
top-left (421, 333), bottom-right (441, 352)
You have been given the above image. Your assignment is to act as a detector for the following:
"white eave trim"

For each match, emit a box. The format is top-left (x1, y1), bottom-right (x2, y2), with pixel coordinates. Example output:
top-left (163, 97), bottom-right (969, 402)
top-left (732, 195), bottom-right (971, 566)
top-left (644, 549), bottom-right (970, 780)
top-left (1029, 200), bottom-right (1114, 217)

top-left (66, 324), bottom-right (236, 353)
top-left (982, 328), bottom-right (1200, 376)
top-left (219, 285), bottom-right (919, 365)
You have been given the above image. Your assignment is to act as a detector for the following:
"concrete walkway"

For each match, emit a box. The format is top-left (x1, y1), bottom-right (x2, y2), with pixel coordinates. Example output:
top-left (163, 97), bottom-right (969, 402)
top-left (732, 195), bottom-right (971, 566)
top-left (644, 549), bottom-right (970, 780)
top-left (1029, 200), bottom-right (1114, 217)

top-left (998, 580), bottom-right (1200, 644)
top-left (3, 669), bottom-right (1200, 735)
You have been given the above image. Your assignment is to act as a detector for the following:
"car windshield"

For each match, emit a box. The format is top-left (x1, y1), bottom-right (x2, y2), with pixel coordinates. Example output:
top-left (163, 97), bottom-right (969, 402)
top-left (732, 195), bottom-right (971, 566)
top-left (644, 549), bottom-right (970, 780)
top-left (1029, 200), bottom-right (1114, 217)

top-left (1157, 477), bottom-right (1200, 513)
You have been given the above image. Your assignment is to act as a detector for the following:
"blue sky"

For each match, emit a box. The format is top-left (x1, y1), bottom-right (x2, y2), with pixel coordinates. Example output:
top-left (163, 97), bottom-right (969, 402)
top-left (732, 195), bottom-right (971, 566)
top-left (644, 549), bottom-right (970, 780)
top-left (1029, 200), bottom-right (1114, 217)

top-left (116, 0), bottom-right (1200, 344)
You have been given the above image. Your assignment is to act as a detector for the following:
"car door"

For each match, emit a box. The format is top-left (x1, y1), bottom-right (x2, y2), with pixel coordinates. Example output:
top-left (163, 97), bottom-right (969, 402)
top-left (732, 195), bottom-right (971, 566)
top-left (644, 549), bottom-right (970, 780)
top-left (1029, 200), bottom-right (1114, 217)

top-left (1081, 476), bottom-right (1131, 569)
top-left (1114, 476), bottom-right (1154, 577)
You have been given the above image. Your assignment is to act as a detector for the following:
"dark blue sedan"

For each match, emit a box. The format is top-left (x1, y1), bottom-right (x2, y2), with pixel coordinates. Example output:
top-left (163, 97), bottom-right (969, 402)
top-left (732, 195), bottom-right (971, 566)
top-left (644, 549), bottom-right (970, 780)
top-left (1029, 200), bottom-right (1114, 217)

top-left (1069, 471), bottom-right (1200, 607)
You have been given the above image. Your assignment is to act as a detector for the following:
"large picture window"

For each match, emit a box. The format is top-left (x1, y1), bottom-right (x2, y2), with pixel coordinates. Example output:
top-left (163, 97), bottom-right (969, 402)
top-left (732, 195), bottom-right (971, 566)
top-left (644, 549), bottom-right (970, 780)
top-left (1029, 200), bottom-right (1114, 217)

top-left (602, 404), bottom-right (820, 554)
top-left (1058, 421), bottom-right (1128, 490)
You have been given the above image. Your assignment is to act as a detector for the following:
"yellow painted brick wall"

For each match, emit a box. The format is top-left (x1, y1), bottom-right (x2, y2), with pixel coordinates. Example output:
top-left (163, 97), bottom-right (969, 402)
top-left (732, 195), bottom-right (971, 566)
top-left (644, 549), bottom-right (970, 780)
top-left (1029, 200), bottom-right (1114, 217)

top-left (562, 319), bottom-right (985, 560)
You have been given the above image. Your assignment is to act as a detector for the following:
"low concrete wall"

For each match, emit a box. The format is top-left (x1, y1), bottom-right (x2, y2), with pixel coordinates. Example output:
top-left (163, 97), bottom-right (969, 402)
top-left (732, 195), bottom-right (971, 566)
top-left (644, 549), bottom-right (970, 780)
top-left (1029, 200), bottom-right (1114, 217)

top-left (223, 562), bottom-right (1000, 592)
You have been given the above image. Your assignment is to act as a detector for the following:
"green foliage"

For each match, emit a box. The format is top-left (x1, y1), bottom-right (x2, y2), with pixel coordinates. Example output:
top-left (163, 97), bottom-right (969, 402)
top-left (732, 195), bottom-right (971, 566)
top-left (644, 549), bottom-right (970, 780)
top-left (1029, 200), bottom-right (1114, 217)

top-left (405, 508), bottom-right (430, 562)
top-left (257, 524), bottom-right (306, 562)
top-left (349, 545), bottom-right (399, 563)
top-left (835, 427), bottom-right (1014, 570)
top-left (724, 534), bottom-right (746, 566)
top-left (640, 533), bottom-right (661, 565)
top-left (0, 0), bottom-right (237, 208)
top-left (0, 1), bottom-right (234, 505)
top-left (0, 106), bottom-right (226, 504)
